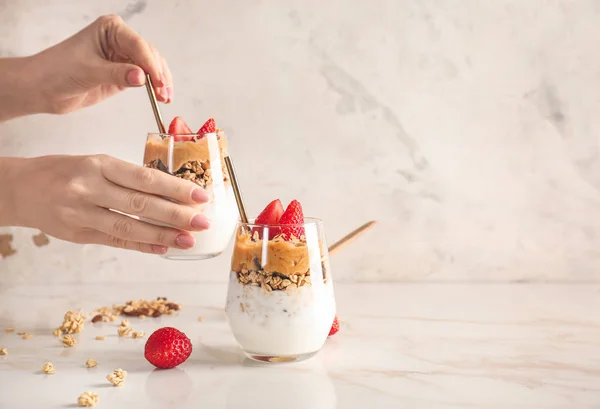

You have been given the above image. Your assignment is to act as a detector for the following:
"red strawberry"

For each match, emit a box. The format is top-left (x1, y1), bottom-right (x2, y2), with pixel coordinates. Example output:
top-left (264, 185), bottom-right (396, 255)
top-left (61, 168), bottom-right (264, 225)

top-left (328, 316), bottom-right (340, 336)
top-left (168, 117), bottom-right (195, 142)
top-left (253, 199), bottom-right (284, 240)
top-left (278, 200), bottom-right (305, 240)
top-left (144, 327), bottom-right (192, 369)
top-left (198, 118), bottom-right (216, 134)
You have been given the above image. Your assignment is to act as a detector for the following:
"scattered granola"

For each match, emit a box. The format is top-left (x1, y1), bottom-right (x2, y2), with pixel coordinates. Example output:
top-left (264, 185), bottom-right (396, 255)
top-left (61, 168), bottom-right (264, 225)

top-left (95, 336), bottom-right (105, 341)
top-left (4, 328), bottom-right (14, 332)
top-left (106, 368), bottom-right (127, 387)
top-left (132, 331), bottom-right (145, 339)
top-left (61, 335), bottom-right (76, 347)
top-left (197, 316), bottom-right (204, 322)
top-left (42, 362), bottom-right (56, 374)
top-left (77, 392), bottom-right (99, 407)
top-left (0, 348), bottom-right (7, 355)
top-left (120, 319), bottom-right (130, 327)
top-left (52, 328), bottom-right (62, 337)
top-left (56, 310), bottom-right (85, 335)
top-left (85, 358), bottom-right (97, 368)
top-left (90, 297), bottom-right (181, 322)
top-left (16, 331), bottom-right (26, 336)
top-left (22, 333), bottom-right (32, 340)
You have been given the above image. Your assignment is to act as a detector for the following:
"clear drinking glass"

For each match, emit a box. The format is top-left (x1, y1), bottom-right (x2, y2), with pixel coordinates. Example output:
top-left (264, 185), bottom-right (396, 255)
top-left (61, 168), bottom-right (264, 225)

top-left (142, 131), bottom-right (238, 260)
top-left (225, 218), bottom-right (336, 363)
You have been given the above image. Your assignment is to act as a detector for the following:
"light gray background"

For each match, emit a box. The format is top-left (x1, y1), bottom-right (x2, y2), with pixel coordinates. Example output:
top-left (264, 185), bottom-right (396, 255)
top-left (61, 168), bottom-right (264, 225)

top-left (1, 0), bottom-right (599, 284)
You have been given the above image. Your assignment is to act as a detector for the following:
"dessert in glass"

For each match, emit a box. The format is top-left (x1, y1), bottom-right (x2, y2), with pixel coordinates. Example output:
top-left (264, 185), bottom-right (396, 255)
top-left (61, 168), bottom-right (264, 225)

top-left (225, 199), bottom-right (336, 363)
top-left (142, 116), bottom-right (238, 260)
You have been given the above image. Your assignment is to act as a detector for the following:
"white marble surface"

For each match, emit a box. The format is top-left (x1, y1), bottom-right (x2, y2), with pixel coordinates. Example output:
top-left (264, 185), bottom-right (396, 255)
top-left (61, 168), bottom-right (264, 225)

top-left (1, 0), bottom-right (600, 283)
top-left (0, 282), bottom-right (599, 408)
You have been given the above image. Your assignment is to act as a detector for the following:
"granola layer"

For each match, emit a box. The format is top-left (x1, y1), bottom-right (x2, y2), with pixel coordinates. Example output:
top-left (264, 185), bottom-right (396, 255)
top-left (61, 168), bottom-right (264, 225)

top-left (231, 231), bottom-right (329, 291)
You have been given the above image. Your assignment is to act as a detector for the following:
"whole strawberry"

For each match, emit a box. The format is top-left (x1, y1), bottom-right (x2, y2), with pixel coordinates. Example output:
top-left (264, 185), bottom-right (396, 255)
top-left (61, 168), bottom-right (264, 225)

top-left (144, 327), bottom-right (192, 369)
top-left (328, 316), bottom-right (340, 337)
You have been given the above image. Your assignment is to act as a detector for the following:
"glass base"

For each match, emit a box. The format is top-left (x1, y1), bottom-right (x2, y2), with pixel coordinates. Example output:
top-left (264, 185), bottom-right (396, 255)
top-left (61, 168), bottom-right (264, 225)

top-left (161, 252), bottom-right (222, 261)
top-left (242, 350), bottom-right (319, 364)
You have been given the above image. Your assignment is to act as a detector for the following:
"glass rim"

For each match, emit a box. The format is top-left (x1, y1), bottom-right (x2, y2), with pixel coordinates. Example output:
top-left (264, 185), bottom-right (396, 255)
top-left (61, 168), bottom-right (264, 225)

top-left (147, 132), bottom-right (217, 138)
top-left (237, 217), bottom-right (323, 228)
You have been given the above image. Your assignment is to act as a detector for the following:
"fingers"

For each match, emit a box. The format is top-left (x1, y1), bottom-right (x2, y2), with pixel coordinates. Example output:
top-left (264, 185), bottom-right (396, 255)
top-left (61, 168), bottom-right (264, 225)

top-left (149, 44), bottom-right (172, 103)
top-left (90, 181), bottom-right (210, 232)
top-left (88, 208), bottom-right (197, 250)
top-left (98, 15), bottom-right (163, 88)
top-left (92, 61), bottom-right (145, 89)
top-left (76, 230), bottom-right (168, 255)
top-left (100, 156), bottom-right (210, 205)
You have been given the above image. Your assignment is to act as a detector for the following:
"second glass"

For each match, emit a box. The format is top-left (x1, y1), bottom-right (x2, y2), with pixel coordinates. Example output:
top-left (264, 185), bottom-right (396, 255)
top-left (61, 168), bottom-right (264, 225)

top-left (225, 218), bottom-right (336, 363)
top-left (142, 130), bottom-right (238, 260)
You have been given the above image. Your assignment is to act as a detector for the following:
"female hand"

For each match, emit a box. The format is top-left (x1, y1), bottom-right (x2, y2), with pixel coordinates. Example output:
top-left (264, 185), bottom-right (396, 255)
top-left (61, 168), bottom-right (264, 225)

top-left (20, 14), bottom-right (172, 117)
top-left (0, 155), bottom-right (210, 254)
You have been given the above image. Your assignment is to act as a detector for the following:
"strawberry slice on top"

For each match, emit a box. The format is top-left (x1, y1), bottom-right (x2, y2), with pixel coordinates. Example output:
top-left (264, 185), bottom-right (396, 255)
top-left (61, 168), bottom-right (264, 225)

top-left (278, 200), bottom-right (305, 240)
top-left (252, 199), bottom-right (284, 240)
top-left (168, 116), bottom-right (195, 141)
top-left (198, 118), bottom-right (216, 135)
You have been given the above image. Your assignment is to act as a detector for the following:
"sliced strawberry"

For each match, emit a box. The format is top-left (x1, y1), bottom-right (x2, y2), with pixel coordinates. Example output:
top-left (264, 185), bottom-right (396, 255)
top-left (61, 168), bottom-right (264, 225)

top-left (278, 200), bottom-right (305, 240)
top-left (328, 316), bottom-right (340, 336)
top-left (198, 118), bottom-right (216, 135)
top-left (168, 116), bottom-right (195, 141)
top-left (252, 199), bottom-right (284, 240)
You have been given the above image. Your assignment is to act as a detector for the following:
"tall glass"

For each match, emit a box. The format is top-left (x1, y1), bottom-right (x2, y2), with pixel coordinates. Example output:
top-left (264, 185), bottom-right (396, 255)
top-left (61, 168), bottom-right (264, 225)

top-left (225, 218), bottom-right (336, 363)
top-left (142, 131), bottom-right (238, 260)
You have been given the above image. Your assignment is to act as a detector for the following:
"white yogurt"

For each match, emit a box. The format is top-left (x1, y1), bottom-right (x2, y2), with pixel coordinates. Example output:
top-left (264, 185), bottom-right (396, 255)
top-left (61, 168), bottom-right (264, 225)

top-left (142, 183), bottom-right (238, 260)
top-left (225, 271), bottom-right (336, 357)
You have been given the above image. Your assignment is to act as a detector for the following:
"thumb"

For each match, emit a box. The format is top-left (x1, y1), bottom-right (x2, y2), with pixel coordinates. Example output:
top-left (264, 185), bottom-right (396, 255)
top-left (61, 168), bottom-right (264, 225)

top-left (93, 61), bottom-right (145, 88)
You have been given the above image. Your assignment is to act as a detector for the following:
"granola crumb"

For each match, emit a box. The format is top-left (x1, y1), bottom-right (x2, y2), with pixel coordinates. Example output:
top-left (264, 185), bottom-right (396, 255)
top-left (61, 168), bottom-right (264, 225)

top-left (42, 362), bottom-right (56, 374)
top-left (16, 331), bottom-right (26, 336)
top-left (22, 333), bottom-right (32, 340)
top-left (52, 328), bottom-right (62, 337)
top-left (117, 326), bottom-right (132, 337)
top-left (85, 358), bottom-right (97, 368)
top-left (61, 335), bottom-right (76, 347)
top-left (77, 392), bottom-right (99, 407)
top-left (132, 331), bottom-right (145, 339)
top-left (197, 316), bottom-right (204, 322)
top-left (120, 319), bottom-right (129, 328)
top-left (0, 348), bottom-right (7, 355)
top-left (4, 328), bottom-right (14, 332)
top-left (58, 310), bottom-right (85, 334)
top-left (95, 336), bottom-right (105, 341)
top-left (106, 368), bottom-right (127, 386)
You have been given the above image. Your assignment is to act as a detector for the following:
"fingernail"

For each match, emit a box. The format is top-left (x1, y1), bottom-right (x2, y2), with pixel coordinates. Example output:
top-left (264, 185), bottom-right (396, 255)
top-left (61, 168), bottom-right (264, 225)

top-left (152, 245), bottom-right (167, 254)
top-left (191, 215), bottom-right (210, 230)
top-left (167, 86), bottom-right (174, 102)
top-left (192, 188), bottom-right (210, 203)
top-left (160, 72), bottom-right (167, 86)
top-left (175, 234), bottom-right (195, 249)
top-left (127, 69), bottom-right (144, 86)
top-left (161, 87), bottom-right (168, 100)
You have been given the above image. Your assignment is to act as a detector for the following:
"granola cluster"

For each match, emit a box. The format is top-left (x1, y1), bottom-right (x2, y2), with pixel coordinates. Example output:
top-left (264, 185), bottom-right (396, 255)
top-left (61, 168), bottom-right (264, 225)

top-left (61, 335), bottom-right (76, 347)
top-left (91, 297), bottom-right (181, 322)
top-left (86, 358), bottom-right (98, 368)
top-left (42, 362), bottom-right (56, 374)
top-left (78, 392), bottom-right (99, 407)
top-left (106, 368), bottom-right (127, 387)
top-left (147, 159), bottom-right (226, 188)
top-left (0, 347), bottom-right (7, 355)
top-left (55, 310), bottom-right (85, 336)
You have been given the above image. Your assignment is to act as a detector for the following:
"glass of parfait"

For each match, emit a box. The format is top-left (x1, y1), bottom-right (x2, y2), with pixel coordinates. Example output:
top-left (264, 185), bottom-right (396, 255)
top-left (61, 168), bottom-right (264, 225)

top-left (142, 120), bottom-right (238, 260)
top-left (225, 216), bottom-right (336, 363)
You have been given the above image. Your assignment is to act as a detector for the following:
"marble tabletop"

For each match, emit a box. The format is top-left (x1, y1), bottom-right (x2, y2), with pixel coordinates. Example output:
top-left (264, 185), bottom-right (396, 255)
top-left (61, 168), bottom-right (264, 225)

top-left (0, 282), bottom-right (598, 408)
